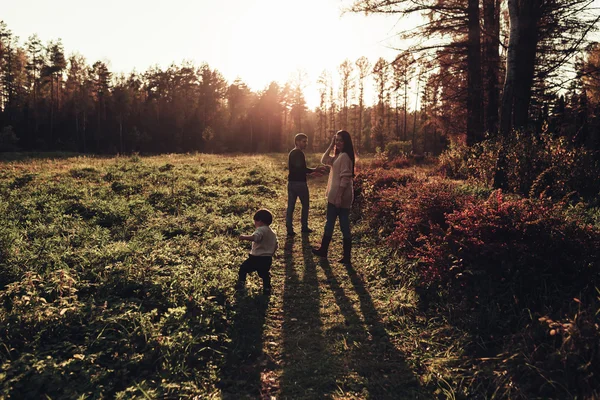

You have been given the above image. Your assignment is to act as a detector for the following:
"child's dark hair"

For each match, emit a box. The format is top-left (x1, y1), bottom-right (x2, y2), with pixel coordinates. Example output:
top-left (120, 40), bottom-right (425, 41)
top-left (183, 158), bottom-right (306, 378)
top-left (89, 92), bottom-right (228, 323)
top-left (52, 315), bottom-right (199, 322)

top-left (254, 208), bottom-right (273, 225)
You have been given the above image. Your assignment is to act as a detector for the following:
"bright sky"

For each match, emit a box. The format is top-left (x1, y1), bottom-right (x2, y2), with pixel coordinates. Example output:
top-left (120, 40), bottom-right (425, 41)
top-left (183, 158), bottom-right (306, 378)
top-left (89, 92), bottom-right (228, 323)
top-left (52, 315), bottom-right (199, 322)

top-left (3, 0), bottom-right (413, 109)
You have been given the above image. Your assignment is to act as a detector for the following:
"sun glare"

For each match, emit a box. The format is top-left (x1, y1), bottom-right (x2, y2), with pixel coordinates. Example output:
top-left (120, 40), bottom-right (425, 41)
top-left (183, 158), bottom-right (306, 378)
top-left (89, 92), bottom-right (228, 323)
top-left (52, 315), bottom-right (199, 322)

top-left (4, 0), bottom-right (407, 109)
top-left (225, 0), bottom-right (345, 102)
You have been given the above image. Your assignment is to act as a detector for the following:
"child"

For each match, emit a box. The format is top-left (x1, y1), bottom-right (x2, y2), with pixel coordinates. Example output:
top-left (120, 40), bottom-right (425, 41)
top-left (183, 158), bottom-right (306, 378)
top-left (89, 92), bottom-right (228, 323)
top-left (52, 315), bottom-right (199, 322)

top-left (237, 208), bottom-right (278, 294)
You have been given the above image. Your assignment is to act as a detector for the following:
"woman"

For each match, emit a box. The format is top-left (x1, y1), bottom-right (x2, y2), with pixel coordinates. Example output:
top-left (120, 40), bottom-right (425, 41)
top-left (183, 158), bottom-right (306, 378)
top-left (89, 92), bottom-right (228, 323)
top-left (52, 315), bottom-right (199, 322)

top-left (312, 130), bottom-right (355, 264)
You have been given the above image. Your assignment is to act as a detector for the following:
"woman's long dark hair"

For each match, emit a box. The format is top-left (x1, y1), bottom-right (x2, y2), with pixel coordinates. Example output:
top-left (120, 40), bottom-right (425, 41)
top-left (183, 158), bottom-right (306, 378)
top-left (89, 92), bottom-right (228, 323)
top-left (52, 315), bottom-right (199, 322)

top-left (334, 130), bottom-right (355, 176)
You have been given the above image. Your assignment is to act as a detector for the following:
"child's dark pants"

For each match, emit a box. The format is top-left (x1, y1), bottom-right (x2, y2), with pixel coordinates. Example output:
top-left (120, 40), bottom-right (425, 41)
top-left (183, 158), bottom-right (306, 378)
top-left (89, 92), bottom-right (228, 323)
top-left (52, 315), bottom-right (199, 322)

top-left (237, 255), bottom-right (272, 290)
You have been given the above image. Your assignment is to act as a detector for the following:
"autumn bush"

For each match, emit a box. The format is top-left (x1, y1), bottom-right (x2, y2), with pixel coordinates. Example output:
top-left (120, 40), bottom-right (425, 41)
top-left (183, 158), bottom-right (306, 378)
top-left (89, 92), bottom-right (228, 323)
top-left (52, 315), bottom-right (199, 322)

top-left (352, 167), bottom-right (421, 232)
top-left (384, 140), bottom-right (412, 158)
top-left (355, 165), bottom-right (600, 398)
top-left (368, 141), bottom-right (431, 170)
top-left (438, 139), bottom-right (497, 183)
top-left (408, 192), bottom-right (598, 319)
top-left (438, 131), bottom-right (600, 203)
top-left (362, 171), bottom-right (600, 305)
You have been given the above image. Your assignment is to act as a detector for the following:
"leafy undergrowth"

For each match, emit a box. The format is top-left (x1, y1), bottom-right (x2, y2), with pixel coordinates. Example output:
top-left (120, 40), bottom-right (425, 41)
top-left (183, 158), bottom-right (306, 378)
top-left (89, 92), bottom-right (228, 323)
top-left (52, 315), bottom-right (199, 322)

top-left (353, 165), bottom-right (600, 399)
top-left (438, 132), bottom-right (600, 203)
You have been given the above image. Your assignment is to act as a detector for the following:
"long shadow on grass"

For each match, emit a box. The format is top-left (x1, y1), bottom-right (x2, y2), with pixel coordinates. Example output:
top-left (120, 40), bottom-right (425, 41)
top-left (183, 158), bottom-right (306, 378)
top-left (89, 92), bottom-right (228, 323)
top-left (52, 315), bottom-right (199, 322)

top-left (347, 260), bottom-right (425, 397)
top-left (218, 292), bottom-right (270, 399)
top-left (279, 235), bottom-right (338, 398)
top-left (315, 253), bottom-right (423, 398)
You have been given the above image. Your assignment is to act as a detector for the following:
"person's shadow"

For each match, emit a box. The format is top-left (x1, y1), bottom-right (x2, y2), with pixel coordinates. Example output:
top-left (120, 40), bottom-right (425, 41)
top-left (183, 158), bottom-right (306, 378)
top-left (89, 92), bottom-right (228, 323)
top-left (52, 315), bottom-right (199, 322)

top-left (279, 234), bottom-right (338, 398)
top-left (218, 290), bottom-right (270, 398)
top-left (350, 259), bottom-right (422, 397)
top-left (315, 245), bottom-right (423, 398)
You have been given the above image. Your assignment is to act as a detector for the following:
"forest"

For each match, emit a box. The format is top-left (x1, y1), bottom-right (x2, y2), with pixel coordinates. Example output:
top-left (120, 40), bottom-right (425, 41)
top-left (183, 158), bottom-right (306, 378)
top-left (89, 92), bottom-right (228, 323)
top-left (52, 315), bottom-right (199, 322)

top-left (1, 0), bottom-right (600, 398)
top-left (1, 1), bottom-right (598, 157)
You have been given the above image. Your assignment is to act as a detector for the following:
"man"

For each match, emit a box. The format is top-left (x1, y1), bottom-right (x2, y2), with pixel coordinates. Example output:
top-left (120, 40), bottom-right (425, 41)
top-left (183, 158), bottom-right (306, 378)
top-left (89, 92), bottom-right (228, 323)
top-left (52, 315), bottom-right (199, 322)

top-left (286, 133), bottom-right (324, 236)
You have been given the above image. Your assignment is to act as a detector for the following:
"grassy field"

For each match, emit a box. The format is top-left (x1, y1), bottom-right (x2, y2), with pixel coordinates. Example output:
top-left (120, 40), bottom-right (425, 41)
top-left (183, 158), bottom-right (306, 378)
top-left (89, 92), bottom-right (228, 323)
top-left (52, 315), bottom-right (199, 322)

top-left (0, 153), bottom-right (433, 399)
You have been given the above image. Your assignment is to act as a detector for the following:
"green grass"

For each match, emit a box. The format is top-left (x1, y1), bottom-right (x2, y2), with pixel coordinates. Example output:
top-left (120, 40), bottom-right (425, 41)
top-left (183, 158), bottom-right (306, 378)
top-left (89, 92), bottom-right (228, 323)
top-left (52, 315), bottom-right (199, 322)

top-left (0, 153), bottom-right (435, 399)
top-left (9, 152), bottom-right (593, 399)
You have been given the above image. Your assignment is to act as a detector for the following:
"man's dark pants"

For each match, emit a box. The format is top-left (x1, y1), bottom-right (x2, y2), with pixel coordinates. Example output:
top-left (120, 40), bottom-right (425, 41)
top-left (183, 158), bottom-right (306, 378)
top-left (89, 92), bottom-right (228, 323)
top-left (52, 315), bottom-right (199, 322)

top-left (286, 181), bottom-right (309, 233)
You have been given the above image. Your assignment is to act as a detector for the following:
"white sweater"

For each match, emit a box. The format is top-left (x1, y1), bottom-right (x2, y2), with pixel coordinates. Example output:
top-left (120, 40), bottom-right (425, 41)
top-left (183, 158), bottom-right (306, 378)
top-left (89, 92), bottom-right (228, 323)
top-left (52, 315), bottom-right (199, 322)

top-left (250, 225), bottom-right (278, 256)
top-left (322, 152), bottom-right (354, 209)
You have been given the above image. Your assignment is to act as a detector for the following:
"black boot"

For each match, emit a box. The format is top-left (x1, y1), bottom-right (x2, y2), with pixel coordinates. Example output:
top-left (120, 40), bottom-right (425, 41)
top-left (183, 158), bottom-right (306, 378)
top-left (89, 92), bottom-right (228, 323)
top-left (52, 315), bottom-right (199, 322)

top-left (235, 269), bottom-right (247, 292)
top-left (312, 235), bottom-right (332, 258)
top-left (261, 272), bottom-right (272, 295)
top-left (338, 238), bottom-right (352, 264)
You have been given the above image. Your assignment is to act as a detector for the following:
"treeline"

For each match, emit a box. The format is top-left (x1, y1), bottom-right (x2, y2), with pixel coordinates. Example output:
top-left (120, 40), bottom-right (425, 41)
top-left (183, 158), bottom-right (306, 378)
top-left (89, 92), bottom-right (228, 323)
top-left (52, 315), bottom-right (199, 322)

top-left (350, 0), bottom-right (600, 157)
top-left (2, 0), bottom-right (600, 156)
top-left (0, 20), bottom-right (423, 155)
top-left (0, 25), bottom-right (289, 154)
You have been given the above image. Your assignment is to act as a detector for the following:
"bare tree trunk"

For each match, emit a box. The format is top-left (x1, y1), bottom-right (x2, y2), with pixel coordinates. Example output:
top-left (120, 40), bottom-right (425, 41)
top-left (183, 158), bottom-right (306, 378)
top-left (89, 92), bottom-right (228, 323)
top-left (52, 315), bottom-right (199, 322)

top-left (500, 0), bottom-right (520, 136)
top-left (483, 0), bottom-right (500, 135)
top-left (395, 94), bottom-right (400, 139)
top-left (50, 73), bottom-right (55, 146)
top-left (413, 70), bottom-right (421, 151)
top-left (513, 1), bottom-right (541, 130)
top-left (386, 92), bottom-right (391, 142)
top-left (467, 0), bottom-right (484, 145)
top-left (323, 104), bottom-right (328, 146)
top-left (403, 81), bottom-right (408, 140)
top-left (82, 112), bottom-right (87, 153)
top-left (119, 114), bottom-right (123, 154)
top-left (358, 87), bottom-right (363, 152)
top-left (495, 0), bottom-right (523, 190)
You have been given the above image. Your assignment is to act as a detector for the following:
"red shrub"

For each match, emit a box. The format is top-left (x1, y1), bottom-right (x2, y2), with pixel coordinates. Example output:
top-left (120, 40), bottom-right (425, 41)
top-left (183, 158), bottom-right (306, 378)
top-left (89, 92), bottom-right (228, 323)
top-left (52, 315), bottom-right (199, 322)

top-left (389, 156), bottom-right (411, 168)
top-left (400, 190), bottom-right (600, 315)
top-left (356, 168), bottom-right (600, 319)
top-left (354, 165), bottom-right (600, 399)
top-left (352, 168), bottom-right (419, 226)
top-left (385, 181), bottom-right (470, 262)
top-left (357, 169), bottom-right (600, 315)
